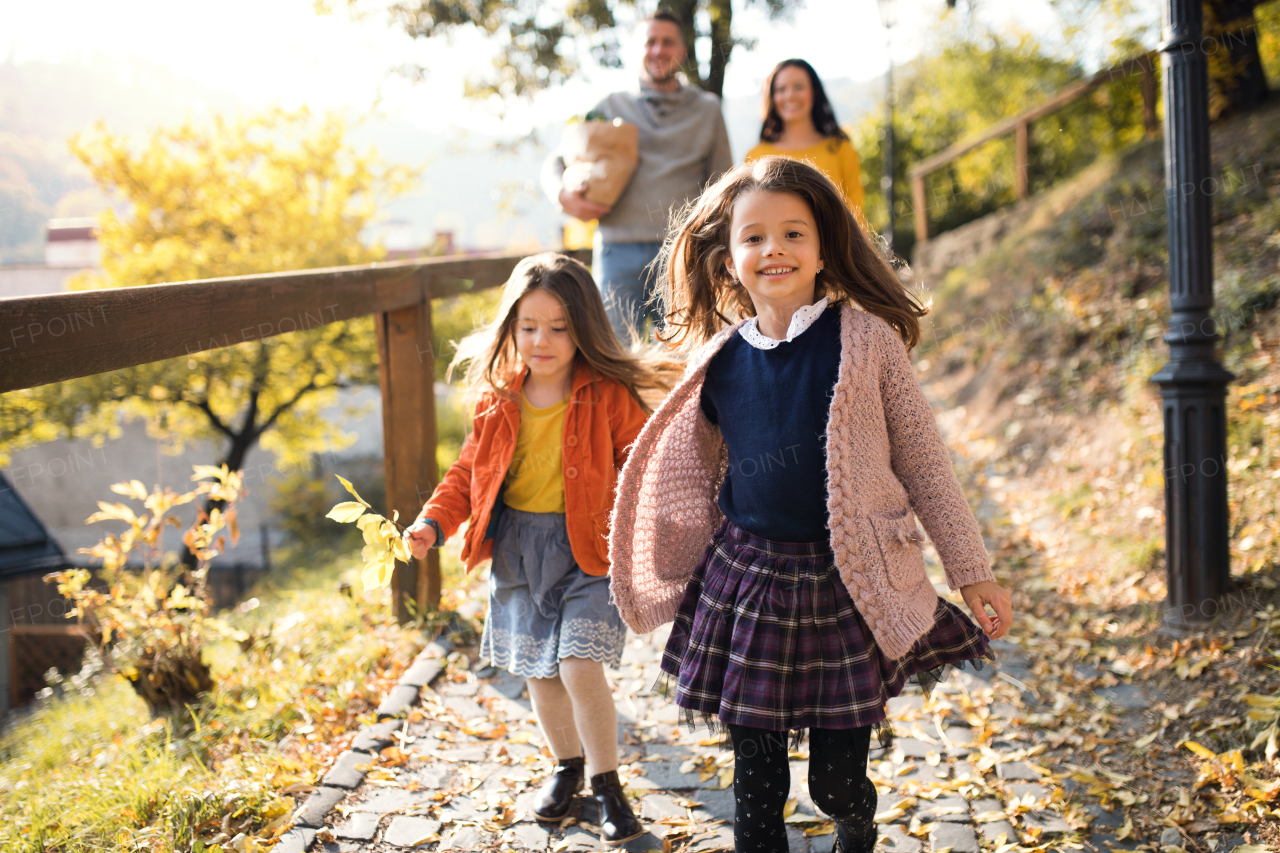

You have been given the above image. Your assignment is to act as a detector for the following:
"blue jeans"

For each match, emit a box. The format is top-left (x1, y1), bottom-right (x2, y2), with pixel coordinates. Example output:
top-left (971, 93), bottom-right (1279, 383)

top-left (593, 239), bottom-right (664, 346)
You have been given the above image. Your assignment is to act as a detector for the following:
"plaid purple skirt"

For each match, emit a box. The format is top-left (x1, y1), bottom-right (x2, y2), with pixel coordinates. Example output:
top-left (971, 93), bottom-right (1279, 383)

top-left (658, 519), bottom-right (993, 736)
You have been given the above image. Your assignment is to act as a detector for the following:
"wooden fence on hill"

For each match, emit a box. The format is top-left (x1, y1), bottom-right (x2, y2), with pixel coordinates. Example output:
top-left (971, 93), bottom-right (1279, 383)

top-left (0, 248), bottom-right (592, 623)
top-left (909, 51), bottom-right (1159, 244)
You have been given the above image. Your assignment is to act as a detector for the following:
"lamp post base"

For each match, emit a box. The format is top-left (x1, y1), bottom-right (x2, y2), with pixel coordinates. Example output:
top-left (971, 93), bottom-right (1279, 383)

top-left (1152, 360), bottom-right (1234, 632)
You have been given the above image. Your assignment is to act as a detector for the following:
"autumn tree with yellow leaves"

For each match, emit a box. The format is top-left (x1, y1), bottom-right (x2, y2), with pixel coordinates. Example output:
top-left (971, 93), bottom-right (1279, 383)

top-left (0, 108), bottom-right (418, 483)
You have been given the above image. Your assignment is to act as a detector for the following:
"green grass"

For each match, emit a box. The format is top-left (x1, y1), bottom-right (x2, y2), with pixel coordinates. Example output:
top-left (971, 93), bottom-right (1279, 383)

top-left (1047, 481), bottom-right (1094, 517)
top-left (0, 539), bottom-right (477, 853)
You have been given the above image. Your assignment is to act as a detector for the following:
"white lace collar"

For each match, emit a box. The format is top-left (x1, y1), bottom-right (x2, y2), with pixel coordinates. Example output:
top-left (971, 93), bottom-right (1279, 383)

top-left (738, 297), bottom-right (831, 350)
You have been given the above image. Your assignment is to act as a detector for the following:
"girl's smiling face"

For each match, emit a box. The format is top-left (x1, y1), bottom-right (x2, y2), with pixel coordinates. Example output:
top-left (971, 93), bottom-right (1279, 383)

top-left (724, 189), bottom-right (822, 313)
top-left (513, 288), bottom-right (577, 381)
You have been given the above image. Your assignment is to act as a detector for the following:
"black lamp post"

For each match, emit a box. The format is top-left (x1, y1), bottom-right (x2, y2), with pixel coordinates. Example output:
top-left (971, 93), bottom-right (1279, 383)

top-left (877, 0), bottom-right (897, 254)
top-left (1151, 0), bottom-right (1235, 628)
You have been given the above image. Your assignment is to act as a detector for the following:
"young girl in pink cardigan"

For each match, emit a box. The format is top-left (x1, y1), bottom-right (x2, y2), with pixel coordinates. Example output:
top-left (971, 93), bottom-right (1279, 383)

top-left (608, 157), bottom-right (1014, 853)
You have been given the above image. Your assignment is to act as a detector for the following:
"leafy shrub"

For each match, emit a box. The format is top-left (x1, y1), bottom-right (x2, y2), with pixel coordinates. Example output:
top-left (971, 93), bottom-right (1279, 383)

top-left (47, 465), bottom-right (246, 718)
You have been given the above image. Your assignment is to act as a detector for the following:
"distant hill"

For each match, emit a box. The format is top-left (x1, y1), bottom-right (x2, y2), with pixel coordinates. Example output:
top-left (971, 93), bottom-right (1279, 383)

top-left (0, 56), bottom-right (882, 264)
top-left (0, 55), bottom-right (241, 263)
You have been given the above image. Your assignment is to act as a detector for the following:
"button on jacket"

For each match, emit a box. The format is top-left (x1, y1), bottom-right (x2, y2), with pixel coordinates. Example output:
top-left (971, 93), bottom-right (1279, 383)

top-left (418, 360), bottom-right (648, 576)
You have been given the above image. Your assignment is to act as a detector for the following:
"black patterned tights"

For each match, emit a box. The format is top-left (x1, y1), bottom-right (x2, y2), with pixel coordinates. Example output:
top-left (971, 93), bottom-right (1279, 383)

top-left (727, 724), bottom-right (877, 853)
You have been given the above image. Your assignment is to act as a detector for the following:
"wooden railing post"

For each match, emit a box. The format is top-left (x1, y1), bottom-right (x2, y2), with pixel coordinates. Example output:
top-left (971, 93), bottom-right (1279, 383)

top-left (912, 175), bottom-right (929, 243)
top-left (1015, 120), bottom-right (1030, 199)
top-left (377, 299), bottom-right (441, 623)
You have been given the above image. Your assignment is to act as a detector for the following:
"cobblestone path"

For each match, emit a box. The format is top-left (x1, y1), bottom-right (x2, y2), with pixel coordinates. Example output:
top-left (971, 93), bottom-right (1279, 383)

top-left (285, 587), bottom-right (1149, 853)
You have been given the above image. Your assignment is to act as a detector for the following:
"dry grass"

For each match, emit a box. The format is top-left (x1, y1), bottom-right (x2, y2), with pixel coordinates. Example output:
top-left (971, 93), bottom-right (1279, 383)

top-left (0, 536), bottom-right (480, 852)
top-left (912, 99), bottom-right (1280, 847)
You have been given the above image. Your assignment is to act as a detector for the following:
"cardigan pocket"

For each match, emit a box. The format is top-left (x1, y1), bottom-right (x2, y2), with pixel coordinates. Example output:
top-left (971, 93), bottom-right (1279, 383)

top-left (868, 506), bottom-right (929, 591)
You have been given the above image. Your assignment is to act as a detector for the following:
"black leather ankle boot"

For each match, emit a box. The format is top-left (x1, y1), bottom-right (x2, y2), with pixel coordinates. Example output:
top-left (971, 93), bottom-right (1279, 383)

top-left (589, 769), bottom-right (644, 845)
top-left (534, 756), bottom-right (585, 821)
top-left (833, 821), bottom-right (874, 853)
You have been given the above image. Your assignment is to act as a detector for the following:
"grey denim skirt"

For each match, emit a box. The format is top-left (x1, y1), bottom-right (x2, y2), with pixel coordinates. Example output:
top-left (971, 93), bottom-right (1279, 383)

top-left (480, 506), bottom-right (627, 679)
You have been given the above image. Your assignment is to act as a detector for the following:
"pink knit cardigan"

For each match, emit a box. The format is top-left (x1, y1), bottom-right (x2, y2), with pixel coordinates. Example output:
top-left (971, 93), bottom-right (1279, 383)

top-left (608, 303), bottom-right (996, 661)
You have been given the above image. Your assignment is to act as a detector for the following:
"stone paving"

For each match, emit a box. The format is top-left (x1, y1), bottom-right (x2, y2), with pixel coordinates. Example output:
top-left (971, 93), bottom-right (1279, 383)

top-left (280, 594), bottom-right (1158, 853)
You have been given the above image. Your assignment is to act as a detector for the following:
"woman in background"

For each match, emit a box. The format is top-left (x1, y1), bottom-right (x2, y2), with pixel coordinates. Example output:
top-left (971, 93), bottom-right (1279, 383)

top-left (746, 59), bottom-right (864, 220)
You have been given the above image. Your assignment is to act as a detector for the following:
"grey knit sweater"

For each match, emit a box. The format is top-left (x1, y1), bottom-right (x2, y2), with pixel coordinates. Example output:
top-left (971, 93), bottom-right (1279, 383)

top-left (541, 81), bottom-right (733, 243)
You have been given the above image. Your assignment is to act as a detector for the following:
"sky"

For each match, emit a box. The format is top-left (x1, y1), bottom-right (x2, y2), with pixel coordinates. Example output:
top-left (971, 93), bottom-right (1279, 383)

top-left (0, 0), bottom-right (1069, 139)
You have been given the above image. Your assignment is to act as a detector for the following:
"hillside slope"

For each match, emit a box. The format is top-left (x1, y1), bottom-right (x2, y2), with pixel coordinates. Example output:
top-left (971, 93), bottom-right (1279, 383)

top-left (913, 98), bottom-right (1280, 847)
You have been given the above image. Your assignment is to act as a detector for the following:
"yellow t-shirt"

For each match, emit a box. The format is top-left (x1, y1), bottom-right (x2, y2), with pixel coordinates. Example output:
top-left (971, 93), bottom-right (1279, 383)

top-left (503, 392), bottom-right (568, 513)
top-left (745, 137), bottom-right (865, 219)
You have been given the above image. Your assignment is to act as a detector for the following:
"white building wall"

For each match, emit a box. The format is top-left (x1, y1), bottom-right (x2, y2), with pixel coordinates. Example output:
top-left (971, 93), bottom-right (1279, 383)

top-left (0, 266), bottom-right (82, 299)
top-left (5, 388), bottom-right (385, 569)
top-left (45, 241), bottom-right (101, 269)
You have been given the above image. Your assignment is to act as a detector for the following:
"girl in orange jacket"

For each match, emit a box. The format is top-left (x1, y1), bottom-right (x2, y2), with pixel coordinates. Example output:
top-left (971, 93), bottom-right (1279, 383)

top-left (403, 252), bottom-right (672, 846)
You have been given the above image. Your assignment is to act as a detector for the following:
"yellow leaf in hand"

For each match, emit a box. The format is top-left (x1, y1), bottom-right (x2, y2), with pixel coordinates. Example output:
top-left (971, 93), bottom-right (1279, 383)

top-left (336, 474), bottom-right (370, 507)
top-left (362, 555), bottom-right (396, 591)
top-left (361, 516), bottom-right (391, 546)
top-left (328, 502), bottom-right (367, 523)
top-left (376, 553), bottom-right (395, 587)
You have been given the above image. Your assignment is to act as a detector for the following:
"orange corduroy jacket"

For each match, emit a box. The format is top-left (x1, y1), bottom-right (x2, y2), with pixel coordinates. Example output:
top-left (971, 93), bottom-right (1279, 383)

top-left (417, 359), bottom-right (648, 576)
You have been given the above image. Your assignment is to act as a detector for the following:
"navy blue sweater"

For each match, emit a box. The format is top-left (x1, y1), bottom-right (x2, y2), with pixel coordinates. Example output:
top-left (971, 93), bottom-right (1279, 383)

top-left (699, 307), bottom-right (841, 542)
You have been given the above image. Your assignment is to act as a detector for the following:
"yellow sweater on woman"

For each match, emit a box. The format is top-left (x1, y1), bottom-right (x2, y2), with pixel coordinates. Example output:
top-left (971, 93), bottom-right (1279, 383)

top-left (745, 137), bottom-right (864, 218)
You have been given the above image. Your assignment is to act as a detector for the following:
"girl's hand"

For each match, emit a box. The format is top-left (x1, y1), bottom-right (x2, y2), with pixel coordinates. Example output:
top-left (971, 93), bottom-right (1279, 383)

top-left (402, 520), bottom-right (438, 559)
top-left (960, 581), bottom-right (1013, 639)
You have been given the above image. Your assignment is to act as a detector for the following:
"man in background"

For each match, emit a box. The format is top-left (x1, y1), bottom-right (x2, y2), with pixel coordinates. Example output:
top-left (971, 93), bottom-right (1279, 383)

top-left (542, 10), bottom-right (733, 345)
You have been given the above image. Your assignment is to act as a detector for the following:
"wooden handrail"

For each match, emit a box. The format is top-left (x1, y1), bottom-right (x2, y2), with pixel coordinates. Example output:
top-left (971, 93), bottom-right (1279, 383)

top-left (9, 624), bottom-right (94, 637)
top-left (0, 251), bottom-right (587, 394)
top-left (909, 51), bottom-right (1158, 242)
top-left (0, 247), bottom-right (591, 621)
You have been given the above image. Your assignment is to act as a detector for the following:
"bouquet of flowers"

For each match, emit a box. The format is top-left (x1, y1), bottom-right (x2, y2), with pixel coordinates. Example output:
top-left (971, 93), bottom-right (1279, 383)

top-left (559, 110), bottom-right (639, 207)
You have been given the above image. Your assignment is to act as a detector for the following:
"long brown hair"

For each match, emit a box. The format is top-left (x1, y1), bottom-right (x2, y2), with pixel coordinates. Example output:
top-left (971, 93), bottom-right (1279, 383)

top-left (450, 252), bottom-right (676, 413)
top-left (760, 59), bottom-right (849, 144)
top-left (657, 156), bottom-right (926, 350)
